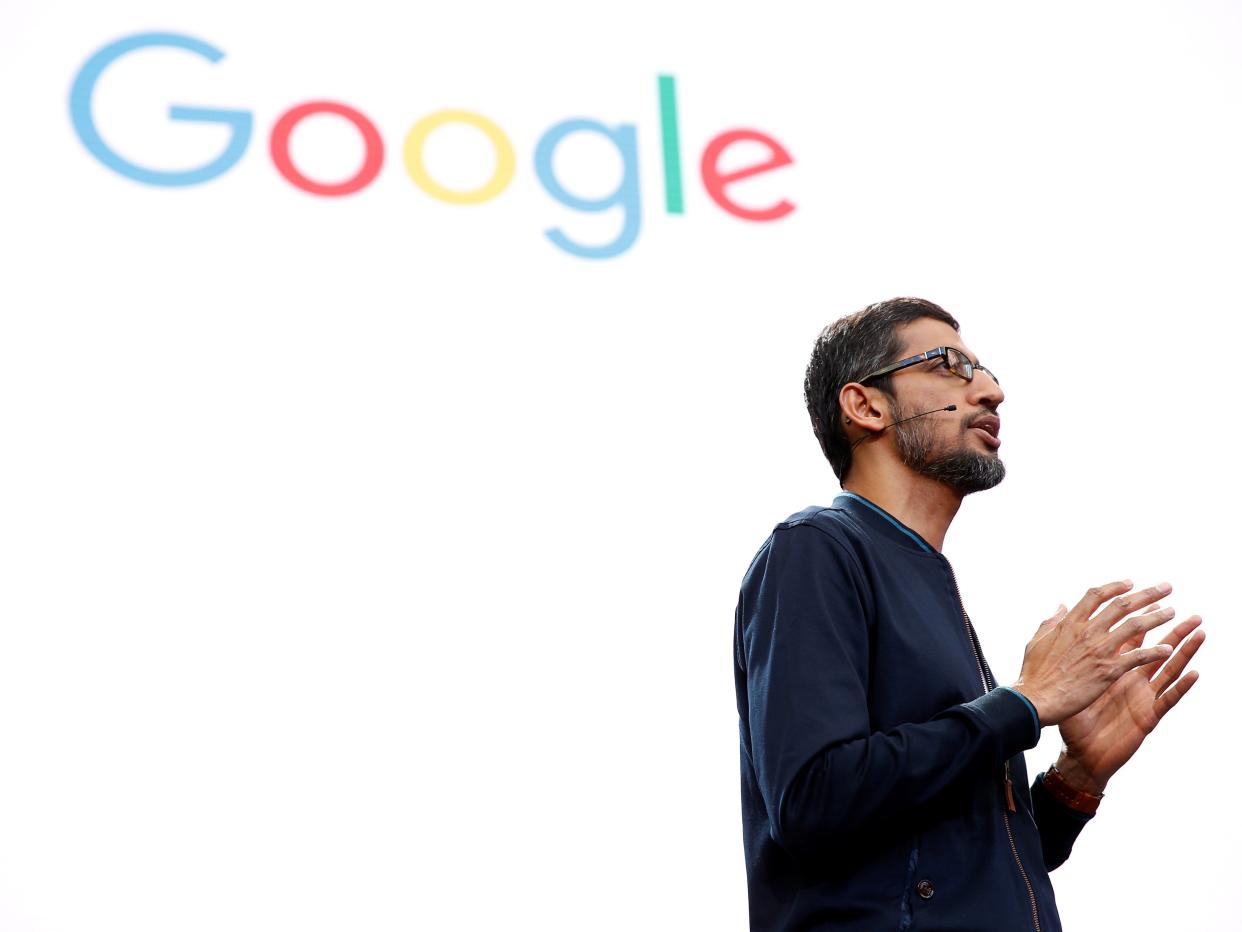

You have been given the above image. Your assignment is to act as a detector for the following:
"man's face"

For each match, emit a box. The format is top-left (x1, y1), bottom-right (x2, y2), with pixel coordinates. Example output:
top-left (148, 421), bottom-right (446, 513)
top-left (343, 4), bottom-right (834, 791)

top-left (885, 318), bottom-right (1007, 496)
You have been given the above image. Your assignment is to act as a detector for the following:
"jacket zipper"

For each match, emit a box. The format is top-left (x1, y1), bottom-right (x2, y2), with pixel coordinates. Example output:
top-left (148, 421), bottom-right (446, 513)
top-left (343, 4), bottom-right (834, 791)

top-left (944, 558), bottom-right (1042, 932)
top-left (963, 620), bottom-right (1020, 814)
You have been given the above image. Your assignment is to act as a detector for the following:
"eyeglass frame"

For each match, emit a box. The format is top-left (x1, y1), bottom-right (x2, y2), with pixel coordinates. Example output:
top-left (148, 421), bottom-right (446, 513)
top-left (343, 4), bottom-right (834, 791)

top-left (855, 346), bottom-right (999, 387)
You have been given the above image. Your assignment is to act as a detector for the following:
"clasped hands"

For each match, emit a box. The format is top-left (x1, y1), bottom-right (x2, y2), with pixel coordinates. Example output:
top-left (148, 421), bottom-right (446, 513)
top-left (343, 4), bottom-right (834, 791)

top-left (1011, 580), bottom-right (1205, 796)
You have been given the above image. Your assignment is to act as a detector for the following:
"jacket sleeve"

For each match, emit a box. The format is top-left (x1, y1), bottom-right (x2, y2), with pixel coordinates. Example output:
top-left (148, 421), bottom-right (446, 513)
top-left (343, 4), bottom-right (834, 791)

top-left (740, 523), bottom-right (1040, 864)
top-left (1030, 773), bottom-right (1095, 870)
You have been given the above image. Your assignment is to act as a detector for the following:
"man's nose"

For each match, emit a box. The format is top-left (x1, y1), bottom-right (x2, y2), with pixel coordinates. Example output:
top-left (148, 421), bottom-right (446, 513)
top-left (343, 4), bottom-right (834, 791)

top-left (969, 370), bottom-right (1004, 409)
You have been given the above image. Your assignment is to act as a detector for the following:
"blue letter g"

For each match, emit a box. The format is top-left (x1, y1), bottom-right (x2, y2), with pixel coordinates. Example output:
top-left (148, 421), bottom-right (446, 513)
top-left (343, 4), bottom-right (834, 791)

top-left (69, 32), bottom-right (252, 186)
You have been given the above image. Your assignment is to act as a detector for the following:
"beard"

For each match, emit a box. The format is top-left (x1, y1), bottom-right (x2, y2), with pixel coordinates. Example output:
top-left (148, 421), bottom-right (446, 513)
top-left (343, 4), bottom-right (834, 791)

top-left (891, 402), bottom-right (1006, 496)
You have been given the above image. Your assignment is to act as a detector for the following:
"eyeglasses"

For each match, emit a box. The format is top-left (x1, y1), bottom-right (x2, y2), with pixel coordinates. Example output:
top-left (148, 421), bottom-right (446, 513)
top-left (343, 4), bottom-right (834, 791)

top-left (857, 346), bottom-right (1000, 387)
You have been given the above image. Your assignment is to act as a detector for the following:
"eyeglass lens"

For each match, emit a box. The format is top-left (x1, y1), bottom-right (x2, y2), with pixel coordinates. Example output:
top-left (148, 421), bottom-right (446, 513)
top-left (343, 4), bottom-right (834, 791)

top-left (946, 348), bottom-right (973, 380)
top-left (947, 347), bottom-right (999, 386)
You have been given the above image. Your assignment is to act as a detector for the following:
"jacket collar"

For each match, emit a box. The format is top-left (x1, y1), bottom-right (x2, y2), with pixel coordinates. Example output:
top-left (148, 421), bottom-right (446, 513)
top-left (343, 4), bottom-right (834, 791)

top-left (833, 491), bottom-right (938, 555)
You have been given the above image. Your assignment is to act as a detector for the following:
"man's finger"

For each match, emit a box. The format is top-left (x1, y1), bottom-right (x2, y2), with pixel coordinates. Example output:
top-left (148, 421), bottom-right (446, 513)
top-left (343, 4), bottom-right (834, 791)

top-left (1137, 616), bottom-right (1199, 679)
top-left (1121, 603), bottom-right (1163, 652)
top-left (1118, 642), bottom-right (1174, 673)
top-left (1035, 604), bottom-right (1068, 638)
top-left (1154, 669), bottom-right (1200, 719)
top-left (1066, 580), bottom-right (1134, 628)
top-left (1090, 582), bottom-right (1172, 633)
top-left (1108, 606), bottom-right (1176, 652)
top-left (1151, 623), bottom-right (1205, 694)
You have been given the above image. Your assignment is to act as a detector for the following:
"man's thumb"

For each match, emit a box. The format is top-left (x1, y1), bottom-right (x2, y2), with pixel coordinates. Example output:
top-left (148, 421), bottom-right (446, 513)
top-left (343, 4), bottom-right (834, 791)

top-left (1036, 604), bottom-right (1068, 636)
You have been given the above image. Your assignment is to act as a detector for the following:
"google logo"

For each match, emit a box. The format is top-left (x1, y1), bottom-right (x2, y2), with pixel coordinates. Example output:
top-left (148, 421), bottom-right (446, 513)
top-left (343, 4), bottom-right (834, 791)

top-left (69, 32), bottom-right (797, 259)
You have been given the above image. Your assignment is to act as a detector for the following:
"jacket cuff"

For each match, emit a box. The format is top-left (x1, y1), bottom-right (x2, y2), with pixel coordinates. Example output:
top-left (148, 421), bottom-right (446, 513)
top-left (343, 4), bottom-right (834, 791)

top-left (962, 687), bottom-right (1042, 757)
top-left (996, 685), bottom-right (1042, 734)
top-left (1032, 771), bottom-right (1095, 869)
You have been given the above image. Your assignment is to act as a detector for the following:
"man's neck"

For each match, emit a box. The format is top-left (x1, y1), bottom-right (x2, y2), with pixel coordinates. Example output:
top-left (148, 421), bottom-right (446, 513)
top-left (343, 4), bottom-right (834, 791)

top-left (841, 470), bottom-right (963, 552)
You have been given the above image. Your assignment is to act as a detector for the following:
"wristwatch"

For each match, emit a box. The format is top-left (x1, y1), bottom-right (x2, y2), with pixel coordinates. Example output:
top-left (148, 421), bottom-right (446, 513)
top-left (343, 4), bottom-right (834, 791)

top-left (1043, 765), bottom-right (1104, 814)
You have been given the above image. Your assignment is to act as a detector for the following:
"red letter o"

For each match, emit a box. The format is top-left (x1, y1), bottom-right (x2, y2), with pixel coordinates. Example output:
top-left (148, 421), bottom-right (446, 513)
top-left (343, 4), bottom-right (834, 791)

top-left (270, 101), bottom-right (384, 196)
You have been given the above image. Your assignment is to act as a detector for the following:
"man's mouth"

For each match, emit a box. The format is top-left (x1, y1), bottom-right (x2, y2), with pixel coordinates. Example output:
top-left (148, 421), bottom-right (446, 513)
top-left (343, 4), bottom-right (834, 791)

top-left (968, 415), bottom-right (1001, 449)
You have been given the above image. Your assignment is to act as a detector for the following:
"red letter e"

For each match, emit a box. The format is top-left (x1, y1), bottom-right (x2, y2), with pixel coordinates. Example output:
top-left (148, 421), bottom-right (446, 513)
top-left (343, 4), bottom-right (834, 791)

top-left (700, 129), bottom-right (794, 221)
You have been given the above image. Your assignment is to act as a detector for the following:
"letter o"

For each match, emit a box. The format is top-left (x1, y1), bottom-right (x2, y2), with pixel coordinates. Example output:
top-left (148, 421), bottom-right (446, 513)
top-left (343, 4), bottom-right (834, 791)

top-left (403, 110), bottom-right (516, 204)
top-left (269, 101), bottom-right (384, 197)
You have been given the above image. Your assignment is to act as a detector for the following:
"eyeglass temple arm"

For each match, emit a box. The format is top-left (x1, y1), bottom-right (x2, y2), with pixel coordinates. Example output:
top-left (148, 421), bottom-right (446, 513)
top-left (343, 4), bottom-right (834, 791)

top-left (859, 348), bottom-right (943, 384)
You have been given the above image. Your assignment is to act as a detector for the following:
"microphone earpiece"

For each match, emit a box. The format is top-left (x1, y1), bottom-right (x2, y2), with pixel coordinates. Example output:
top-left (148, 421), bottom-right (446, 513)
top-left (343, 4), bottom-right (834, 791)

top-left (849, 403), bottom-right (958, 451)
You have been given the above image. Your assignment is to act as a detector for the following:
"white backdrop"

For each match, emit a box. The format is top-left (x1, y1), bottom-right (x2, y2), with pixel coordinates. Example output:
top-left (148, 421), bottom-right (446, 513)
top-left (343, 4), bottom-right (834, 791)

top-left (1, 1), bottom-right (1238, 929)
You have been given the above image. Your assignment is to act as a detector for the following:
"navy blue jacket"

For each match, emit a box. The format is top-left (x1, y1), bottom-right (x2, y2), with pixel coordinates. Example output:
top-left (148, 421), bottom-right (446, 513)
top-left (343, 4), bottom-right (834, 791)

top-left (734, 493), bottom-right (1093, 931)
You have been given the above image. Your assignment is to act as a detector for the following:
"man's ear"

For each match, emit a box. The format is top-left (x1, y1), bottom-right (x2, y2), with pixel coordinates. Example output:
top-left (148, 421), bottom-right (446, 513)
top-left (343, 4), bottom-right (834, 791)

top-left (839, 383), bottom-right (888, 436)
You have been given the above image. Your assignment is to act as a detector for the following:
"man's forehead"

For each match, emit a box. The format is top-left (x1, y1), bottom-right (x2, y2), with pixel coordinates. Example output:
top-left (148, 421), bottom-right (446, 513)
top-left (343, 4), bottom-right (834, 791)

top-left (896, 318), bottom-right (976, 359)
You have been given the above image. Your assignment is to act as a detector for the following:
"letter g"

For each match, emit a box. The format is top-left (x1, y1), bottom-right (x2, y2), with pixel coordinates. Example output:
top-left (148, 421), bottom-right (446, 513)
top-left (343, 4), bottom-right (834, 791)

top-left (69, 32), bottom-right (252, 186)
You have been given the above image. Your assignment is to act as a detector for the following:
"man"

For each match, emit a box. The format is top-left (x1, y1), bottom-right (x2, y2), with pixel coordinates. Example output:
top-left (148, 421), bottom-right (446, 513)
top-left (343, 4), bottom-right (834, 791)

top-left (733, 298), bottom-right (1204, 931)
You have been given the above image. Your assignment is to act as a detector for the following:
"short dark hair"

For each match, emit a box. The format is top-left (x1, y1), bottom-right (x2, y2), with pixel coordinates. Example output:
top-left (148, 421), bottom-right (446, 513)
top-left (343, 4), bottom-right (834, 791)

top-left (804, 297), bottom-right (960, 481)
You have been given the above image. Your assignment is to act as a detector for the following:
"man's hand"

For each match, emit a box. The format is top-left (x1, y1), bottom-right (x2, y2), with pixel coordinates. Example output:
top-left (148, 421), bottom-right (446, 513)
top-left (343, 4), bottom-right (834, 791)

top-left (1054, 601), bottom-right (1204, 793)
top-left (1011, 581), bottom-right (1177, 726)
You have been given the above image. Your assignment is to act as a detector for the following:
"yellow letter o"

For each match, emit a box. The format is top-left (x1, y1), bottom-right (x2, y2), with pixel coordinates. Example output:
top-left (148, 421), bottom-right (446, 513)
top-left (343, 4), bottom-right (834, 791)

top-left (404, 110), bottom-right (516, 204)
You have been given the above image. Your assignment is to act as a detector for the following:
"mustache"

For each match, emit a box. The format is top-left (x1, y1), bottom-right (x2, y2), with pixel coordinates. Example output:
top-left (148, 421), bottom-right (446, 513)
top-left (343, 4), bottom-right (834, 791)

top-left (962, 407), bottom-right (1000, 428)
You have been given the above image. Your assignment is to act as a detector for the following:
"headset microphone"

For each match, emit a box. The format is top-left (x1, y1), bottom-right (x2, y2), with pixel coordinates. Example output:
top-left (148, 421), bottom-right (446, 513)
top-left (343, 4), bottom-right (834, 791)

top-left (850, 404), bottom-right (958, 451)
